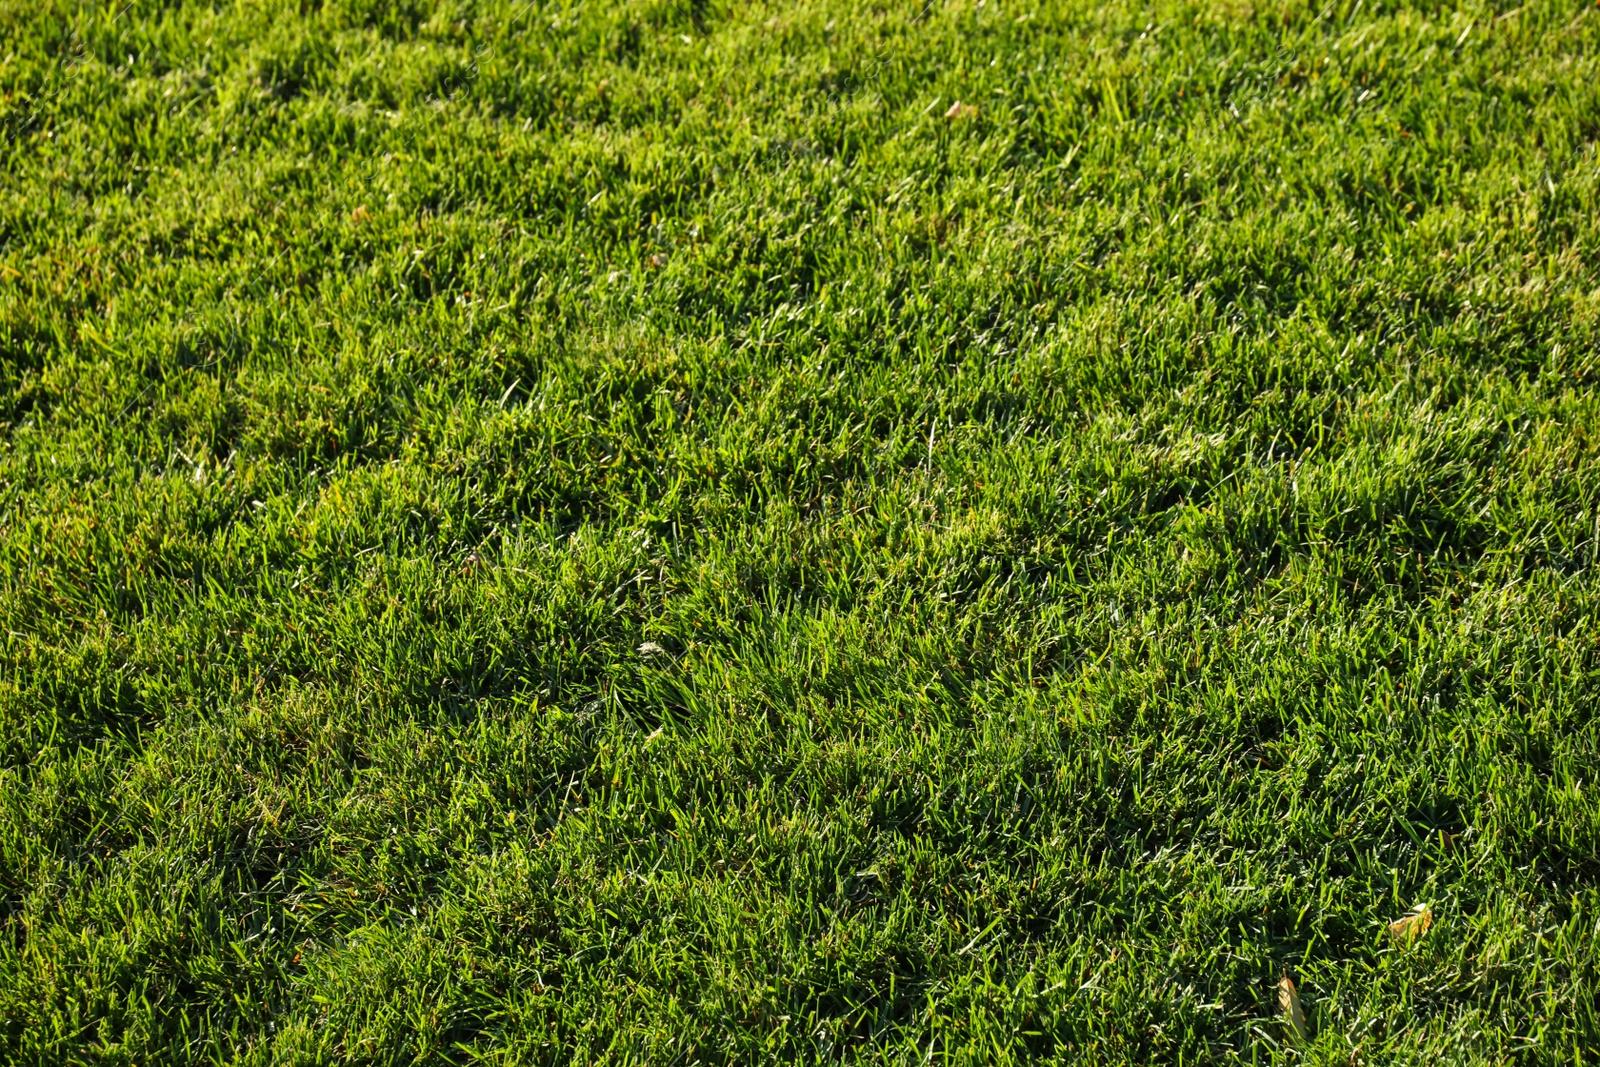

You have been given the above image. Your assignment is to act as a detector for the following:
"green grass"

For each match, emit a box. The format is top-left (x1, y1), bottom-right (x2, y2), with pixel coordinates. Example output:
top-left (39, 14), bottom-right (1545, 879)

top-left (2, 0), bottom-right (1599, 1061)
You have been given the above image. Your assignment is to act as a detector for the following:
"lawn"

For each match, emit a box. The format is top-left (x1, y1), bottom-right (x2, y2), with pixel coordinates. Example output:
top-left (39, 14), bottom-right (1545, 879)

top-left (2, 0), bottom-right (1599, 1062)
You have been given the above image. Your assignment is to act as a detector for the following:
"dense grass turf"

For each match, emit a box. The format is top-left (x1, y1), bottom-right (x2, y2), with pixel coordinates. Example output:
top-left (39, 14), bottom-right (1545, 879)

top-left (2, 0), bottom-right (1600, 1061)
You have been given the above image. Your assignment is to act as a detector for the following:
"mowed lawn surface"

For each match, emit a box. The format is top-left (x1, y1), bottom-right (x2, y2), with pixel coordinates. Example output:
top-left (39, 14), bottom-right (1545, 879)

top-left (3, 0), bottom-right (1600, 1061)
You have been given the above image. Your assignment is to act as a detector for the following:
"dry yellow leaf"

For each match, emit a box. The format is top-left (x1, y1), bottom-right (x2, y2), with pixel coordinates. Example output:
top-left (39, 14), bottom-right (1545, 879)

top-left (945, 100), bottom-right (978, 120)
top-left (1390, 904), bottom-right (1434, 943)
top-left (1278, 972), bottom-right (1307, 1043)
